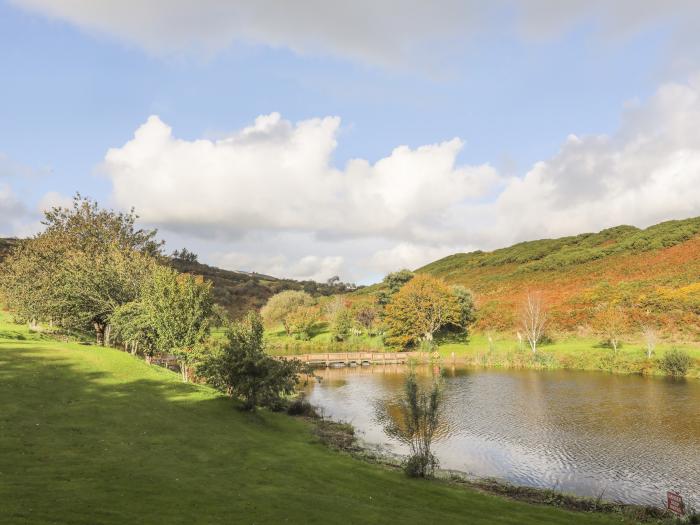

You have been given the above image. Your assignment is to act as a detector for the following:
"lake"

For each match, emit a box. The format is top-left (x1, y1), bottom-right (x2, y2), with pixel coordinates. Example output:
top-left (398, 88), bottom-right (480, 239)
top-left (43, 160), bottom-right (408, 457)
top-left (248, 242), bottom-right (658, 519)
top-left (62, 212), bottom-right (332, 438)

top-left (305, 365), bottom-right (700, 506)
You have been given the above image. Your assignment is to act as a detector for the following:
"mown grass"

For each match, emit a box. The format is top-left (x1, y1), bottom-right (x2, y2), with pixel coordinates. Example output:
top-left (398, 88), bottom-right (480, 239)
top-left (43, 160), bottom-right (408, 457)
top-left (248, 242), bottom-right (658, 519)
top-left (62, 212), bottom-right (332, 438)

top-left (0, 312), bottom-right (622, 525)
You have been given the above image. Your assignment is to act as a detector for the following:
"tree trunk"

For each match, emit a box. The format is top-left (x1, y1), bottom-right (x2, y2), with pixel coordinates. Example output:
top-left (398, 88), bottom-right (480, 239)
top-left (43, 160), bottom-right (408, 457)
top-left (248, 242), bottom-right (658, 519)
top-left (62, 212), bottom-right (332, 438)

top-left (94, 322), bottom-right (106, 346)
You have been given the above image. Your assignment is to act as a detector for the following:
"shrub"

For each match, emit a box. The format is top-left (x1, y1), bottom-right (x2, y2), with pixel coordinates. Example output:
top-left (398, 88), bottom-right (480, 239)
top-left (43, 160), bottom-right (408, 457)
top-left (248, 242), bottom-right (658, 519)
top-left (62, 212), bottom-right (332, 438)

top-left (196, 312), bottom-right (310, 410)
top-left (287, 395), bottom-right (319, 418)
top-left (659, 348), bottom-right (692, 377)
top-left (394, 371), bottom-right (442, 478)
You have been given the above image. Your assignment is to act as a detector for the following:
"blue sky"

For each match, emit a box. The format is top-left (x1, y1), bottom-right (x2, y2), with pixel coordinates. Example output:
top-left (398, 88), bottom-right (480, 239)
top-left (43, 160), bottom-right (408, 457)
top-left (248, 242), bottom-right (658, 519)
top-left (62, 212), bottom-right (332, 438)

top-left (2, 1), bottom-right (700, 283)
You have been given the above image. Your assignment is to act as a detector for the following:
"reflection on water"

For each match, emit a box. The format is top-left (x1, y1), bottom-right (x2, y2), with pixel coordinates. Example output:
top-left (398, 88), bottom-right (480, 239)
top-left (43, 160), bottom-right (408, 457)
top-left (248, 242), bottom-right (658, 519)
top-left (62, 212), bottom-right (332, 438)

top-left (306, 365), bottom-right (700, 506)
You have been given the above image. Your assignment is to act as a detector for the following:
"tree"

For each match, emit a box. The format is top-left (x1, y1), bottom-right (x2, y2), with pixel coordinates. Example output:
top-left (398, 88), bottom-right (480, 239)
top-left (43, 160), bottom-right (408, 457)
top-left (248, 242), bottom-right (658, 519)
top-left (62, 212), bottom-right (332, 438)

top-left (261, 290), bottom-right (315, 335)
top-left (42, 193), bottom-right (162, 256)
top-left (0, 195), bottom-right (161, 344)
top-left (451, 286), bottom-right (476, 334)
top-left (384, 274), bottom-right (460, 347)
top-left (139, 265), bottom-right (214, 381)
top-left (384, 269), bottom-right (415, 294)
top-left (196, 312), bottom-right (309, 410)
top-left (390, 371), bottom-right (442, 478)
top-left (285, 306), bottom-right (319, 340)
top-left (331, 306), bottom-right (354, 341)
top-left (172, 248), bottom-right (198, 263)
top-left (594, 304), bottom-right (627, 354)
top-left (520, 292), bottom-right (547, 353)
top-left (378, 269), bottom-right (415, 306)
top-left (641, 324), bottom-right (657, 359)
top-left (354, 303), bottom-right (378, 334)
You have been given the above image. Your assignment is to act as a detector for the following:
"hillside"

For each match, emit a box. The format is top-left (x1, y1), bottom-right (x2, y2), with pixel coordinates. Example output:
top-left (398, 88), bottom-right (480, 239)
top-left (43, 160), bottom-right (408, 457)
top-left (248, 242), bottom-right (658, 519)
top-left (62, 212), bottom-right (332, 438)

top-left (0, 313), bottom-right (616, 525)
top-left (0, 238), bottom-right (343, 319)
top-left (169, 258), bottom-right (344, 318)
top-left (417, 217), bottom-right (700, 336)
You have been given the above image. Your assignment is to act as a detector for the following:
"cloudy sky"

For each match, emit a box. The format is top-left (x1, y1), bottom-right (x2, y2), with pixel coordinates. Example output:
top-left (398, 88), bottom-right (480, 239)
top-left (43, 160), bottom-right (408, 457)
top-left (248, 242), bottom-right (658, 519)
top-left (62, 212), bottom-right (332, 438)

top-left (2, 1), bottom-right (700, 284)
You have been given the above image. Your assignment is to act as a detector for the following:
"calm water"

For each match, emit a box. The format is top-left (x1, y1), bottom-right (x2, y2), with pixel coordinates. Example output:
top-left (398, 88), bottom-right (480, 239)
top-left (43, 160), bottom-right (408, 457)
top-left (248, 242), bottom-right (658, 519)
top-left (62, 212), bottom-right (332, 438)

top-left (306, 365), bottom-right (700, 506)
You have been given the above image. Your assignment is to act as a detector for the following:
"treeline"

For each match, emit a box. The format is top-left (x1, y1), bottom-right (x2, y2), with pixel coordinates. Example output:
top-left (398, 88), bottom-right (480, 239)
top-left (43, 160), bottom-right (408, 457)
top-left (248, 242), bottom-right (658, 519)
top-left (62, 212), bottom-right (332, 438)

top-left (262, 269), bottom-right (476, 349)
top-left (0, 196), bottom-right (308, 410)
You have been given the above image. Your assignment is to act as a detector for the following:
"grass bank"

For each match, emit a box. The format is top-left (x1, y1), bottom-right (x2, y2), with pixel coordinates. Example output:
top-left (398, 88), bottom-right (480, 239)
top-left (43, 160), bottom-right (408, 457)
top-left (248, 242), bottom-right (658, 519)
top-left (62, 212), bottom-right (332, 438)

top-left (0, 312), bottom-right (623, 525)
top-left (263, 323), bottom-right (700, 378)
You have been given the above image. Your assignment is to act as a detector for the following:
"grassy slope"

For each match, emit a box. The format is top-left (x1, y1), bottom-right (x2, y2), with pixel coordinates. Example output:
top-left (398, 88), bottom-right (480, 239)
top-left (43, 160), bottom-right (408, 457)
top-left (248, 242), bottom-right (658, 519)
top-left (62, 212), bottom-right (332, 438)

top-left (416, 217), bottom-right (700, 336)
top-left (0, 313), bottom-right (618, 525)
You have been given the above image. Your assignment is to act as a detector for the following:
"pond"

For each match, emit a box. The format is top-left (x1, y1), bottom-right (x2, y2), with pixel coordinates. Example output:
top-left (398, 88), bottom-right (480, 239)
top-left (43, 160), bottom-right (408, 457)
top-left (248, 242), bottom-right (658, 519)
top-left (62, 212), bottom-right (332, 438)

top-left (305, 365), bottom-right (700, 507)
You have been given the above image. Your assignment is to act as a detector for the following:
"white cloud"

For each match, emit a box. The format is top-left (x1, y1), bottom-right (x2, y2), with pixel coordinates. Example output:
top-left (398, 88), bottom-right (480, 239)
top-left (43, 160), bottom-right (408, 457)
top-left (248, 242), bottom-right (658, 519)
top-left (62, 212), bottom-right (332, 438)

top-left (12, 1), bottom-right (700, 66)
top-left (103, 112), bottom-right (499, 242)
top-left (482, 76), bottom-right (700, 245)
top-left (369, 243), bottom-right (465, 274)
top-left (213, 251), bottom-right (344, 282)
top-left (102, 76), bottom-right (700, 282)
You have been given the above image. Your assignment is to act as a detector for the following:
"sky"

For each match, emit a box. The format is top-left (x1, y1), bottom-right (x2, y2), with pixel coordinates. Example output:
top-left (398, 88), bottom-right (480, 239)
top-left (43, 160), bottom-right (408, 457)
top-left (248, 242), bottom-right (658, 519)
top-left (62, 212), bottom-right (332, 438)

top-left (2, 1), bottom-right (700, 284)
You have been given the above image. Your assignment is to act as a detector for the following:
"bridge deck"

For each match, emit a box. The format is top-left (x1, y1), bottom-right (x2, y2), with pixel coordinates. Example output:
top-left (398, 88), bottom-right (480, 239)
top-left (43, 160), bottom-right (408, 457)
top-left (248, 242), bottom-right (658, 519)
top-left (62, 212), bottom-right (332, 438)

top-left (278, 351), bottom-right (422, 367)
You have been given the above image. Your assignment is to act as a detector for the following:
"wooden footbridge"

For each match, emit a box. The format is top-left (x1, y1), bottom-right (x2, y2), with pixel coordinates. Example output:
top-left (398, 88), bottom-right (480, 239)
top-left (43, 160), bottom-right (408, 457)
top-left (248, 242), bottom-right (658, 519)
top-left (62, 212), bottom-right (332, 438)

top-left (278, 351), bottom-right (422, 367)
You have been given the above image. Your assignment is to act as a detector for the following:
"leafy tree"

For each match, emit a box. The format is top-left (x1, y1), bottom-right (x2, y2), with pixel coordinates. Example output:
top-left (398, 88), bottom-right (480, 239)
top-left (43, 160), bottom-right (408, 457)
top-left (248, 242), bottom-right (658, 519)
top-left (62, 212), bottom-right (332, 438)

top-left (0, 195), bottom-right (161, 344)
top-left (140, 265), bottom-right (214, 380)
top-left (42, 193), bottom-right (163, 256)
top-left (450, 286), bottom-right (476, 333)
top-left (110, 300), bottom-right (158, 356)
top-left (196, 312), bottom-right (309, 410)
top-left (172, 247), bottom-right (198, 263)
top-left (331, 307), bottom-right (354, 341)
top-left (384, 274), bottom-right (460, 347)
top-left (261, 290), bottom-right (315, 335)
top-left (285, 306), bottom-right (319, 340)
top-left (378, 269), bottom-right (415, 306)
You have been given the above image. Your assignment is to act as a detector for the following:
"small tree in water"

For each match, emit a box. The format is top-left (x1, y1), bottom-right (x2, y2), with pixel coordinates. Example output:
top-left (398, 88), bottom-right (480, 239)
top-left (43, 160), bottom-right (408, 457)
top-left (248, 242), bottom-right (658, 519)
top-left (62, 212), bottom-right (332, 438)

top-left (397, 371), bottom-right (442, 478)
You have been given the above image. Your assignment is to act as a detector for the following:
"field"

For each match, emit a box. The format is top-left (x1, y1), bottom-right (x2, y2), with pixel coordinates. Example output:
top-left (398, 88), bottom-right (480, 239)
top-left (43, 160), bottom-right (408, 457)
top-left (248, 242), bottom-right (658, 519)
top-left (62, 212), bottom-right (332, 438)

top-left (0, 312), bottom-right (623, 524)
top-left (264, 323), bottom-right (700, 378)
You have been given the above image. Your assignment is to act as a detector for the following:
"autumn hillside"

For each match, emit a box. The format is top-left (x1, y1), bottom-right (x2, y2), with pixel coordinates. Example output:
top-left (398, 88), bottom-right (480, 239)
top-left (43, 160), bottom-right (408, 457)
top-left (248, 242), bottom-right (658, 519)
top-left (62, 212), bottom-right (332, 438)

top-left (417, 217), bottom-right (700, 337)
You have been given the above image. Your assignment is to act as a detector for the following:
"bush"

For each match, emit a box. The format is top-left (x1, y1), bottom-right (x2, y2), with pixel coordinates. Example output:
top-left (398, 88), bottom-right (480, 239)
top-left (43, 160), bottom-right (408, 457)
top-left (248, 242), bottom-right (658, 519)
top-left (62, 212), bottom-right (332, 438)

top-left (287, 396), bottom-right (318, 417)
top-left (196, 312), bottom-right (310, 410)
top-left (659, 348), bottom-right (692, 377)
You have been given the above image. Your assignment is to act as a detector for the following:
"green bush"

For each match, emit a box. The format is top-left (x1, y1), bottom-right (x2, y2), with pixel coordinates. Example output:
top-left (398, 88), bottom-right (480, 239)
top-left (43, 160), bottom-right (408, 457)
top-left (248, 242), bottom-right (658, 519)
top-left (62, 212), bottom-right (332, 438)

top-left (659, 348), bottom-right (692, 377)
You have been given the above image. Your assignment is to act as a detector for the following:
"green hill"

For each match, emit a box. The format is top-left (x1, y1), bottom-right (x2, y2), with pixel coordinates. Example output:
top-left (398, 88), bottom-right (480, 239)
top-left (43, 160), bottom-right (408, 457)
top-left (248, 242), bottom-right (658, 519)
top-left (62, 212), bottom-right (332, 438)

top-left (0, 313), bottom-right (617, 525)
top-left (416, 217), bottom-right (700, 335)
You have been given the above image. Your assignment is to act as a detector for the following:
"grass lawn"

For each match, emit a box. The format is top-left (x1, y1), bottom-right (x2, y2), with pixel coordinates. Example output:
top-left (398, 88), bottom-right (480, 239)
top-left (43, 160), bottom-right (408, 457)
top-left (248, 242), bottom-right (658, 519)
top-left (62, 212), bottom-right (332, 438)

top-left (262, 320), bottom-right (699, 378)
top-left (0, 312), bottom-right (623, 525)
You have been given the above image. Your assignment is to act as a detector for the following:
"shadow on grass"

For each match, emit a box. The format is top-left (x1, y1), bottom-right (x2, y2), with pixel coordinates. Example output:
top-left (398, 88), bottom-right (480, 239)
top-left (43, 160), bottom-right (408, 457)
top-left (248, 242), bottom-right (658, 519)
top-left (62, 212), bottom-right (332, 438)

top-left (0, 343), bottom-right (622, 525)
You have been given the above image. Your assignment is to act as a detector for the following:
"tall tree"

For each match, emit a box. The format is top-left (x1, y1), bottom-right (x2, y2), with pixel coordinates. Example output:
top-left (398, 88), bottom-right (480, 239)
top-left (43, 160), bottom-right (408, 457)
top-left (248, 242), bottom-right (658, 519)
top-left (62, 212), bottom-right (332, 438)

top-left (139, 265), bottom-right (214, 380)
top-left (0, 195), bottom-right (160, 343)
top-left (520, 292), bottom-right (547, 353)
top-left (385, 274), bottom-right (460, 347)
